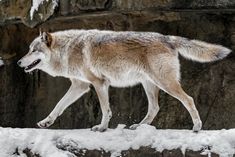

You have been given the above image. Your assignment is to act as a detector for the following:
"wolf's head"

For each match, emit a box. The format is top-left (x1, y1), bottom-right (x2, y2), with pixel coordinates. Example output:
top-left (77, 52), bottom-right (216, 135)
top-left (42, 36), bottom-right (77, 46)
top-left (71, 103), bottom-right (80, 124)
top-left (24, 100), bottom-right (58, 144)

top-left (17, 32), bottom-right (53, 72)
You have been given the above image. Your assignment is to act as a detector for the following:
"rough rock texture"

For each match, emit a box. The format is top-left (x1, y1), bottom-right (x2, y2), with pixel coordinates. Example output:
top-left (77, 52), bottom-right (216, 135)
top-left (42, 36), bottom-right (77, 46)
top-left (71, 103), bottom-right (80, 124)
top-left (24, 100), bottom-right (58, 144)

top-left (57, 147), bottom-right (220, 157)
top-left (0, 0), bottom-right (235, 156)
top-left (1, 0), bottom-right (235, 27)
top-left (60, 0), bottom-right (235, 15)
top-left (15, 147), bottom-right (220, 157)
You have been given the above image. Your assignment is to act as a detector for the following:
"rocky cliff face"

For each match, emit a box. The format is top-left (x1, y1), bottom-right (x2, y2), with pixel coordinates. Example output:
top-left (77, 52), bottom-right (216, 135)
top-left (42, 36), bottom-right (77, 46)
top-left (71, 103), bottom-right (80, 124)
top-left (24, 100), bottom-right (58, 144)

top-left (0, 0), bottom-right (234, 132)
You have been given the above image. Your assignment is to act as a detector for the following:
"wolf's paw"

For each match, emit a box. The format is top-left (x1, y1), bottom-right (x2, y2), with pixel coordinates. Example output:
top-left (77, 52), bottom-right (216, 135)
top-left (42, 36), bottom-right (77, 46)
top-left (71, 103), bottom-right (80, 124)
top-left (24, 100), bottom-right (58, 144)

top-left (91, 124), bottom-right (107, 132)
top-left (193, 120), bottom-right (202, 132)
top-left (37, 117), bottom-right (55, 128)
top-left (129, 124), bottom-right (140, 130)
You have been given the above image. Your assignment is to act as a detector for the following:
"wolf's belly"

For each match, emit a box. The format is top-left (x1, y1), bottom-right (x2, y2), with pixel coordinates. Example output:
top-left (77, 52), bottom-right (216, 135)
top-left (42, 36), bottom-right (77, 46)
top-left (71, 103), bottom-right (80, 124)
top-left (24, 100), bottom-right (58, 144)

top-left (105, 72), bottom-right (144, 87)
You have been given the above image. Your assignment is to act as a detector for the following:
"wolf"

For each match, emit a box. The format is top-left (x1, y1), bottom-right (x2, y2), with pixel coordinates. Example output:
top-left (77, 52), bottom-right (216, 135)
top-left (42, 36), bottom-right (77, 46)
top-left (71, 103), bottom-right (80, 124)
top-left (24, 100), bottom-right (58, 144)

top-left (17, 29), bottom-right (231, 132)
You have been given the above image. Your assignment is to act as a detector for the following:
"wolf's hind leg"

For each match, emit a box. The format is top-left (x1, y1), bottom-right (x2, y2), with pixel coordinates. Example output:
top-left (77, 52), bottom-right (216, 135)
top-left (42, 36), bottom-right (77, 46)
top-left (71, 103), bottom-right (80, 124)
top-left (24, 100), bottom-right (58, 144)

top-left (158, 79), bottom-right (202, 132)
top-left (91, 81), bottom-right (112, 132)
top-left (130, 81), bottom-right (160, 130)
top-left (37, 79), bottom-right (90, 128)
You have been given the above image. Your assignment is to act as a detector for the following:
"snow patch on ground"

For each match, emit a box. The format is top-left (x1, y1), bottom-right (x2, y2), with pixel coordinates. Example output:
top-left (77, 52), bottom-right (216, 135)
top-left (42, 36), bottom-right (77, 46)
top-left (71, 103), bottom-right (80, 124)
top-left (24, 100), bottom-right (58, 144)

top-left (0, 57), bottom-right (4, 67)
top-left (0, 125), bottom-right (234, 157)
top-left (30, 0), bottom-right (58, 20)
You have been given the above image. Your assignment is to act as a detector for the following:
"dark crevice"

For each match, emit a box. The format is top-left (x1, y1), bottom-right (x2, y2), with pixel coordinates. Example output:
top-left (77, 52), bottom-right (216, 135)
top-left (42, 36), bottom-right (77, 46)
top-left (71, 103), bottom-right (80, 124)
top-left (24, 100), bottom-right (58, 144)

top-left (23, 148), bottom-right (41, 157)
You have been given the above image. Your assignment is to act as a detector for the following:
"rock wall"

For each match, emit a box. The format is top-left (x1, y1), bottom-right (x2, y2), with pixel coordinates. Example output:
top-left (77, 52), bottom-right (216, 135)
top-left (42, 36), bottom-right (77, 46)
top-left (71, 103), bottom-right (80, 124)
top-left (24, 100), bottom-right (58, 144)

top-left (0, 0), bottom-right (234, 132)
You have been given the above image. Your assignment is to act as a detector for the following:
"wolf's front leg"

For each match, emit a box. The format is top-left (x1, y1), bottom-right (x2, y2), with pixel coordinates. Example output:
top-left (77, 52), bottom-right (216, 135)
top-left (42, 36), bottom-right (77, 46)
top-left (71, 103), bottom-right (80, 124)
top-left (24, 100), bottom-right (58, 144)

top-left (37, 79), bottom-right (90, 128)
top-left (91, 81), bottom-right (112, 132)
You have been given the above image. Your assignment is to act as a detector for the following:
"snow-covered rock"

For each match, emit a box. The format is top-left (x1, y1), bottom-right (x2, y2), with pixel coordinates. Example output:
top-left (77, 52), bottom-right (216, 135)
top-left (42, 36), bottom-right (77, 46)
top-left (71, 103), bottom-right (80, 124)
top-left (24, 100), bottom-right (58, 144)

top-left (0, 0), bottom-right (59, 27)
top-left (30, 0), bottom-right (58, 20)
top-left (0, 125), bottom-right (234, 157)
top-left (0, 57), bottom-right (4, 67)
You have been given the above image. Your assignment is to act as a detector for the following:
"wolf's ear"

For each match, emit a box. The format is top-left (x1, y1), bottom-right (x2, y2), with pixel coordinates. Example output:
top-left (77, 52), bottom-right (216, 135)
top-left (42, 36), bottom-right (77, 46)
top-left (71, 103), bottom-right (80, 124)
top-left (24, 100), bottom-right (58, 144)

top-left (42, 32), bottom-right (53, 47)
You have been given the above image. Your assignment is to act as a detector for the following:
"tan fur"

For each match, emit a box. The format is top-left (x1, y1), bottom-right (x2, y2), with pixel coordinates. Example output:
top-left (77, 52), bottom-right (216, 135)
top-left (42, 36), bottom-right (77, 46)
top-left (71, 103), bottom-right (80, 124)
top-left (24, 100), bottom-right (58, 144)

top-left (18, 29), bottom-right (231, 132)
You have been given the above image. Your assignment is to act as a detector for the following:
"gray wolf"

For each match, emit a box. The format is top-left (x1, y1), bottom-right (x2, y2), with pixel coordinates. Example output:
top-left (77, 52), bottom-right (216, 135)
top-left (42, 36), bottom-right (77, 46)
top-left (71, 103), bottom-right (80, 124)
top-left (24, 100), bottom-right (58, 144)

top-left (17, 30), bottom-right (231, 132)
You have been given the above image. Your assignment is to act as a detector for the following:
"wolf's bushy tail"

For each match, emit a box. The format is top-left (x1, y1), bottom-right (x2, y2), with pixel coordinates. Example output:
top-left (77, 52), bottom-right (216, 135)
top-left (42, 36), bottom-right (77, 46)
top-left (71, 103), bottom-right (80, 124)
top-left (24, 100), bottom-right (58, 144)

top-left (169, 36), bottom-right (231, 62)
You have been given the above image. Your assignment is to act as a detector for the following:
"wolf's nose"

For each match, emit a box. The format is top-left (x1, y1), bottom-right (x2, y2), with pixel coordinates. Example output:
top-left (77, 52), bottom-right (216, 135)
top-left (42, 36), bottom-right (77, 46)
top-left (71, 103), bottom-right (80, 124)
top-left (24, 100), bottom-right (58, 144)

top-left (17, 60), bottom-right (22, 66)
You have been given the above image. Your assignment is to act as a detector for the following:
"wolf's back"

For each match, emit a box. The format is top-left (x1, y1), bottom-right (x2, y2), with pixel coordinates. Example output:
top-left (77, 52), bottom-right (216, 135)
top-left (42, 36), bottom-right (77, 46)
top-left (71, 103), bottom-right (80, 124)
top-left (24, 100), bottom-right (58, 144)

top-left (169, 36), bottom-right (231, 62)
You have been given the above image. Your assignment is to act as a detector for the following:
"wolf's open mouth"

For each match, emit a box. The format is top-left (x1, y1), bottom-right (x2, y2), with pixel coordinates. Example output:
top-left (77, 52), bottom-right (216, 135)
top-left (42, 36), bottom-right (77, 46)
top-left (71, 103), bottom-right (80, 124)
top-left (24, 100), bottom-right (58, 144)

top-left (25, 59), bottom-right (41, 71)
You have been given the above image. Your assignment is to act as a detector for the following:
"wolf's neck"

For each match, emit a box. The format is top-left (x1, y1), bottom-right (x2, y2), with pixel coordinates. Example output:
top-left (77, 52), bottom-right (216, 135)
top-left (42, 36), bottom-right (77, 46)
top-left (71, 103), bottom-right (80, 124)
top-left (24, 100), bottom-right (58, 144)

top-left (41, 32), bottom-right (86, 78)
top-left (41, 53), bottom-right (82, 79)
top-left (51, 38), bottom-right (70, 53)
top-left (39, 53), bottom-right (66, 77)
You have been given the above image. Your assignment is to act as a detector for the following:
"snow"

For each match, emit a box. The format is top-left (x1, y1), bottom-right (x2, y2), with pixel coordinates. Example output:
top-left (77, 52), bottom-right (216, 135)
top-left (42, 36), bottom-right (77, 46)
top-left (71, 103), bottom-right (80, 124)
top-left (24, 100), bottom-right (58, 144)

top-left (0, 57), bottom-right (4, 67)
top-left (30, 0), bottom-right (58, 20)
top-left (0, 124), bottom-right (234, 157)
